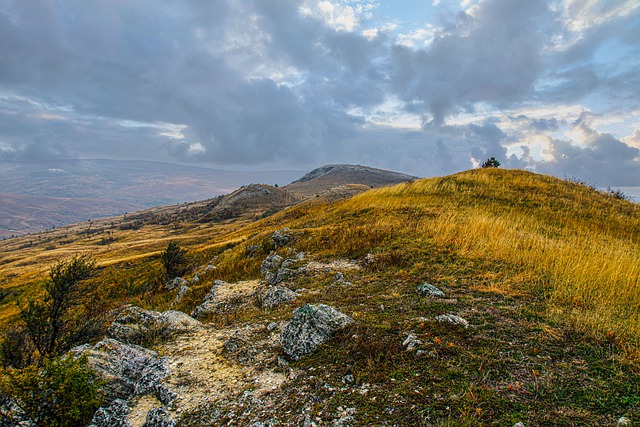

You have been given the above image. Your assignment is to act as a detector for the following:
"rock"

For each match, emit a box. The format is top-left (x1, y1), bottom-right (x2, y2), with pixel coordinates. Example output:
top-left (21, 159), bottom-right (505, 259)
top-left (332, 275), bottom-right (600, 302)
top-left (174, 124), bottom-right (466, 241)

top-left (342, 374), bottom-right (355, 385)
top-left (223, 331), bottom-right (250, 353)
top-left (402, 333), bottom-right (423, 351)
top-left (267, 322), bottom-right (280, 331)
top-left (436, 314), bottom-right (469, 328)
top-left (513, 423), bottom-right (525, 427)
top-left (172, 285), bottom-right (190, 306)
top-left (281, 304), bottom-right (354, 360)
top-left (261, 254), bottom-right (283, 275)
top-left (191, 280), bottom-right (229, 319)
top-left (204, 264), bottom-right (217, 272)
top-left (333, 272), bottom-right (345, 283)
top-left (191, 274), bottom-right (200, 283)
top-left (273, 228), bottom-right (291, 247)
top-left (617, 417), bottom-right (632, 426)
top-left (108, 306), bottom-right (201, 345)
top-left (142, 407), bottom-right (176, 427)
top-left (164, 277), bottom-right (188, 291)
top-left (88, 399), bottom-right (131, 427)
top-left (259, 285), bottom-right (297, 309)
top-left (417, 283), bottom-right (445, 298)
top-left (72, 338), bottom-right (171, 404)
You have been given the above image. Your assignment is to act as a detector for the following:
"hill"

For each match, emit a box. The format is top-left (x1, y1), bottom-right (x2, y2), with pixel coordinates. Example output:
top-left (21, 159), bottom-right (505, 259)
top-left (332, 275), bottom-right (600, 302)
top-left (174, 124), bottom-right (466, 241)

top-left (0, 168), bottom-right (639, 426)
top-left (284, 164), bottom-right (417, 197)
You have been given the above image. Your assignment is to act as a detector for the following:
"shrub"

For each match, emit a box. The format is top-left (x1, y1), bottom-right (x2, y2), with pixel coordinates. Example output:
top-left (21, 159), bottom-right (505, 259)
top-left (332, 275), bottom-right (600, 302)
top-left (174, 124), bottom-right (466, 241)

top-left (0, 354), bottom-right (104, 427)
top-left (19, 255), bottom-right (98, 358)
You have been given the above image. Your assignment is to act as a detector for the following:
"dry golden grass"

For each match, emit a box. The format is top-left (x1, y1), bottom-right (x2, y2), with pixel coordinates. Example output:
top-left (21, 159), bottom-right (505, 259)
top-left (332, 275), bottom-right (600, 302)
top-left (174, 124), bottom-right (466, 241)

top-left (1, 167), bottom-right (639, 350)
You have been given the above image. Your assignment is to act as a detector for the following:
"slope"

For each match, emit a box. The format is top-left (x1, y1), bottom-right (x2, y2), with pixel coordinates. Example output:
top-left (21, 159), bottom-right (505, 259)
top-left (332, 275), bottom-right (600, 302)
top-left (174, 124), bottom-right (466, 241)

top-left (0, 168), bottom-right (639, 426)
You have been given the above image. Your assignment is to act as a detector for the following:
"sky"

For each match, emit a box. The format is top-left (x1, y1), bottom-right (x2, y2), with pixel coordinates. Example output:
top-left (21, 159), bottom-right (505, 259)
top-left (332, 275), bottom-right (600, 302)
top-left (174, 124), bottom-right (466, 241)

top-left (0, 0), bottom-right (639, 189)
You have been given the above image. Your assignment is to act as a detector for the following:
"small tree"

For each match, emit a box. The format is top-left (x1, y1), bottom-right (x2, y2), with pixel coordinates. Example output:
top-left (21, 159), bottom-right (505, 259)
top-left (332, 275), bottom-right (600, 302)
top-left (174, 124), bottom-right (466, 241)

top-left (19, 255), bottom-right (96, 358)
top-left (160, 240), bottom-right (188, 280)
top-left (481, 157), bottom-right (501, 168)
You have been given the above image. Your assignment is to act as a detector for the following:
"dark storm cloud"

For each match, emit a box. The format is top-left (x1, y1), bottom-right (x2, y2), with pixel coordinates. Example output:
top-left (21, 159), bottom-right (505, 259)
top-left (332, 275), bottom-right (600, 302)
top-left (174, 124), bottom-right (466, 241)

top-left (390, 0), bottom-right (554, 126)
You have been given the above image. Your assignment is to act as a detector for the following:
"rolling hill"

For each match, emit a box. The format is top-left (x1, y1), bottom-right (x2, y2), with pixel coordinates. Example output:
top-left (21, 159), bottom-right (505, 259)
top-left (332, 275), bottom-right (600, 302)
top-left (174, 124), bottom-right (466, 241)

top-left (0, 167), bottom-right (638, 426)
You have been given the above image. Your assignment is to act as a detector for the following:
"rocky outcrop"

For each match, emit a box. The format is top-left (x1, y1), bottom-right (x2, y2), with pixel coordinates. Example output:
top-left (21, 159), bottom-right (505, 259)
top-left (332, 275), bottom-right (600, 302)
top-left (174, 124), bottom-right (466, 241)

top-left (107, 306), bottom-right (201, 346)
top-left (191, 279), bottom-right (228, 319)
top-left (281, 304), bottom-right (354, 360)
top-left (258, 285), bottom-right (297, 309)
top-left (417, 283), bottom-right (445, 298)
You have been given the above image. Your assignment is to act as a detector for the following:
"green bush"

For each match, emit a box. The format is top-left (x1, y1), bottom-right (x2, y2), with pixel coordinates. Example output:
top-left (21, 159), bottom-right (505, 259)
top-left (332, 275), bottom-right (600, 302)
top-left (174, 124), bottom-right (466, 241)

top-left (0, 354), bottom-right (104, 427)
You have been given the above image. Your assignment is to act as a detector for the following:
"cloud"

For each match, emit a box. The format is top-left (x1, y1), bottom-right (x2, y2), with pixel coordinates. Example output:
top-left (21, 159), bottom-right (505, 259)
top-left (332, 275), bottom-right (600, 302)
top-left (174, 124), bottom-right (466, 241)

top-left (538, 113), bottom-right (640, 186)
top-left (0, 0), bottom-right (637, 189)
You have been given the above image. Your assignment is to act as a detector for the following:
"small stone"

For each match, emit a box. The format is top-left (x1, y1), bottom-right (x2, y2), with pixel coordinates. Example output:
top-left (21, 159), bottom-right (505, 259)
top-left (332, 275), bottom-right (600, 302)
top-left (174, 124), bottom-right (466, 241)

top-left (402, 333), bottom-right (424, 351)
top-left (333, 272), bottom-right (345, 283)
top-left (342, 374), bottom-right (355, 385)
top-left (417, 283), bottom-right (445, 298)
top-left (513, 423), bottom-right (525, 427)
top-left (164, 277), bottom-right (188, 291)
top-left (617, 417), bottom-right (632, 426)
top-left (436, 313), bottom-right (469, 328)
top-left (267, 322), bottom-right (280, 331)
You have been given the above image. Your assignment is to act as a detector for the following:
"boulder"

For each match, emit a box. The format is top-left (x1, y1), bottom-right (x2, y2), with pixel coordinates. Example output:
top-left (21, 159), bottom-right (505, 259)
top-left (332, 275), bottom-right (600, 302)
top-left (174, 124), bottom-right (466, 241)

top-left (258, 285), bottom-right (297, 309)
top-left (417, 283), bottom-right (445, 298)
top-left (108, 307), bottom-right (201, 346)
top-left (281, 304), bottom-right (354, 360)
top-left (435, 314), bottom-right (469, 328)
top-left (191, 280), bottom-right (229, 319)
top-left (72, 338), bottom-right (170, 404)
top-left (171, 285), bottom-right (190, 306)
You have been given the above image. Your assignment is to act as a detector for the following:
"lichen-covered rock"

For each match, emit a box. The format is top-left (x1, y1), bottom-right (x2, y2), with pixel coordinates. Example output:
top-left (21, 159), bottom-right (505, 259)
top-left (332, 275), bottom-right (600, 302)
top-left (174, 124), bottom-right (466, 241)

top-left (191, 279), bottom-right (229, 318)
top-left (273, 228), bottom-right (291, 247)
top-left (108, 306), bottom-right (201, 345)
top-left (72, 338), bottom-right (171, 404)
top-left (142, 407), bottom-right (176, 427)
top-left (164, 277), bottom-right (188, 291)
top-left (436, 314), bottom-right (469, 328)
top-left (417, 283), bottom-right (445, 298)
top-left (88, 399), bottom-right (131, 427)
top-left (281, 304), bottom-right (354, 360)
top-left (258, 285), bottom-right (297, 309)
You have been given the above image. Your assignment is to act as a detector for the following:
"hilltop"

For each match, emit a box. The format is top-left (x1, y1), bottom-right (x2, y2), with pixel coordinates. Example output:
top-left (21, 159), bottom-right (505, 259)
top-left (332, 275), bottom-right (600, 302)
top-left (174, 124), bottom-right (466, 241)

top-left (0, 167), bottom-right (638, 426)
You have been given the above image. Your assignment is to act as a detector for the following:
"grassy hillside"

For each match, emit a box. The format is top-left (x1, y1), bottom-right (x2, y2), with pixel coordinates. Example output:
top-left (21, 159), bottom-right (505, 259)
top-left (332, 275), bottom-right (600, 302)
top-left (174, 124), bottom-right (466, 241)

top-left (1, 168), bottom-right (639, 425)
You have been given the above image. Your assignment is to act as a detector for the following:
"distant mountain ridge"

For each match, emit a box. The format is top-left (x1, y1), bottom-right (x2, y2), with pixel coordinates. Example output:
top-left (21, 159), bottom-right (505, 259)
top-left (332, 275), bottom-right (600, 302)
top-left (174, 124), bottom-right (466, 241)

top-left (0, 159), bottom-right (304, 238)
